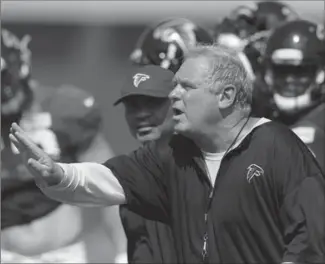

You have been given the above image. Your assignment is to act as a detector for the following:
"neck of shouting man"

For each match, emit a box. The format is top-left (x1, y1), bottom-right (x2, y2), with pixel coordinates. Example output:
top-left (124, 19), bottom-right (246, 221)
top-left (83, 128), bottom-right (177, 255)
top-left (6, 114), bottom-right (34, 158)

top-left (193, 109), bottom-right (255, 153)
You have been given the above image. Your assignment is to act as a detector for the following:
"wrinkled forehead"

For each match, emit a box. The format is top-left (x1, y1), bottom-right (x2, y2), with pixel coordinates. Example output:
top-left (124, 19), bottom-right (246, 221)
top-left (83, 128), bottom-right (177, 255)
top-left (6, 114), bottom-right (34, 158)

top-left (175, 57), bottom-right (212, 84)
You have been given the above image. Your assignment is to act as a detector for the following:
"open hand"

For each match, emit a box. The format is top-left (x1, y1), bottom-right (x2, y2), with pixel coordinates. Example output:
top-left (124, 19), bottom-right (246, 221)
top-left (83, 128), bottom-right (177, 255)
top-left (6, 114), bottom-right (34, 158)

top-left (9, 122), bottom-right (64, 186)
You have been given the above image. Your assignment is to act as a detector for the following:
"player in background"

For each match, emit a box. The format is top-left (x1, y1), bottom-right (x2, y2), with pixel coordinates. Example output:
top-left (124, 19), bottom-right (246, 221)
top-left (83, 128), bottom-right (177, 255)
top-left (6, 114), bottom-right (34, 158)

top-left (1, 28), bottom-right (127, 263)
top-left (213, 1), bottom-right (300, 117)
top-left (214, 0), bottom-right (299, 55)
top-left (1, 29), bottom-right (34, 150)
top-left (243, 0), bottom-right (299, 72)
top-left (130, 18), bottom-right (213, 74)
top-left (259, 20), bottom-right (325, 173)
top-left (1, 29), bottom-right (62, 235)
top-left (118, 18), bottom-right (214, 263)
top-left (214, 3), bottom-right (325, 174)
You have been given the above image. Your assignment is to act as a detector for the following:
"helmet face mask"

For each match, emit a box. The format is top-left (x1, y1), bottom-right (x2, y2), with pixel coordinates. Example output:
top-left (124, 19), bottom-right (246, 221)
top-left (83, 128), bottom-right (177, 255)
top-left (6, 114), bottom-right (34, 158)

top-left (214, 1), bottom-right (299, 80)
top-left (266, 63), bottom-right (320, 97)
top-left (263, 20), bottom-right (325, 114)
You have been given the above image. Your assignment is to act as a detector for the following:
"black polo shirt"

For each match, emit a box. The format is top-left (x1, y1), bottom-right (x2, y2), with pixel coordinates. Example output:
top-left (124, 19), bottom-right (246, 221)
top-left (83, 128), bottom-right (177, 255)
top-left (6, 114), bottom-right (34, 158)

top-left (104, 121), bottom-right (325, 264)
top-left (291, 102), bottom-right (325, 174)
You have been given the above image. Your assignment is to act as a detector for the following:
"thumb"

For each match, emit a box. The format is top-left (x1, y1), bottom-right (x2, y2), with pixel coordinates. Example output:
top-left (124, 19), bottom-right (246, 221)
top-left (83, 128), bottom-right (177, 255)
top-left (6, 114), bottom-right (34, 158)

top-left (27, 158), bottom-right (64, 186)
top-left (27, 158), bottom-right (51, 176)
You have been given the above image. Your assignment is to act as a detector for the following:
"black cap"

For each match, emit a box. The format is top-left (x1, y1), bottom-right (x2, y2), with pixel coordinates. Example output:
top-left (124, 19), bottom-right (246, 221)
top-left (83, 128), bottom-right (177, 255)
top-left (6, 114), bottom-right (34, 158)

top-left (114, 65), bottom-right (174, 105)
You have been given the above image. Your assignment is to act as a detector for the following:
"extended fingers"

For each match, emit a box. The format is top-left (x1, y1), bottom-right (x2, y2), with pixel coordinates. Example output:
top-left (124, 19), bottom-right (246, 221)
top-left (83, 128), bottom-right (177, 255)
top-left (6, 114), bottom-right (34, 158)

top-left (11, 122), bottom-right (25, 134)
top-left (9, 133), bottom-right (25, 153)
top-left (26, 158), bottom-right (53, 186)
top-left (27, 158), bottom-right (50, 174)
top-left (10, 123), bottom-right (45, 158)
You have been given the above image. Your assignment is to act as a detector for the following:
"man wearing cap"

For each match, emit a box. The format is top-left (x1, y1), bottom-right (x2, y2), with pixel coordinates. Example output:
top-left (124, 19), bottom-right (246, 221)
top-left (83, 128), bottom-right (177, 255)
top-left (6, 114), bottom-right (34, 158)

top-left (115, 65), bottom-right (176, 263)
top-left (114, 65), bottom-right (175, 144)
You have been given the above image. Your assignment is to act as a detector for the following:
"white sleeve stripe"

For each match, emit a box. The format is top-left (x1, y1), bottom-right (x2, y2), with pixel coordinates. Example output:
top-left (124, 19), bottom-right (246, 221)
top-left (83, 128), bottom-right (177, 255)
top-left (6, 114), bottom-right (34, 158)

top-left (39, 162), bottom-right (126, 207)
top-left (44, 163), bottom-right (78, 191)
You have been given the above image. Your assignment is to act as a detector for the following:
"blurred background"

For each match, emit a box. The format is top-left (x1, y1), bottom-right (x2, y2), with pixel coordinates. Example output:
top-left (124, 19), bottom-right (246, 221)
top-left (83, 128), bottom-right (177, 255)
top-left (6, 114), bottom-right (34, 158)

top-left (2, 0), bottom-right (324, 154)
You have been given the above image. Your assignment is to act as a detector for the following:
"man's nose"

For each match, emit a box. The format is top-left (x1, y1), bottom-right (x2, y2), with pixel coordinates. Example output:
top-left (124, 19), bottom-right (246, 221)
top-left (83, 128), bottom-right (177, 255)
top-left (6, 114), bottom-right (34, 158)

top-left (134, 106), bottom-right (151, 119)
top-left (169, 85), bottom-right (183, 101)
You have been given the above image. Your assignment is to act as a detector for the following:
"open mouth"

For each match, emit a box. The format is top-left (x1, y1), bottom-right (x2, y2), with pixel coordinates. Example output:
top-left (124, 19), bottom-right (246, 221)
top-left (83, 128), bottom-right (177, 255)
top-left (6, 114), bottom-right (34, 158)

top-left (173, 108), bottom-right (183, 116)
top-left (136, 126), bottom-right (153, 136)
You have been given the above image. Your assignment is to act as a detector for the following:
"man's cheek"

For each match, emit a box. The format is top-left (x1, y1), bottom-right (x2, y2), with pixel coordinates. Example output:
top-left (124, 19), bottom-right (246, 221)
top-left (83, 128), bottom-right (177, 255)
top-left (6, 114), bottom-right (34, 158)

top-left (125, 116), bottom-right (136, 131)
top-left (128, 125), bottom-right (137, 138)
top-left (165, 107), bottom-right (175, 119)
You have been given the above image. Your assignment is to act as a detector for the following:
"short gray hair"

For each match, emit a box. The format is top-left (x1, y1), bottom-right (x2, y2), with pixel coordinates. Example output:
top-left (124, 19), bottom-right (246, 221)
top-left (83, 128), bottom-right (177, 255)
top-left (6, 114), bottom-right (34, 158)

top-left (184, 44), bottom-right (253, 111)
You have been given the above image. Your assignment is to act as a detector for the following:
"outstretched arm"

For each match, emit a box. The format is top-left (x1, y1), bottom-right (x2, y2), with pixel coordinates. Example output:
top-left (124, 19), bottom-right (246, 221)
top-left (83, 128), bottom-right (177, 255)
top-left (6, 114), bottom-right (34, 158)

top-left (9, 122), bottom-right (126, 207)
top-left (10, 122), bottom-right (169, 222)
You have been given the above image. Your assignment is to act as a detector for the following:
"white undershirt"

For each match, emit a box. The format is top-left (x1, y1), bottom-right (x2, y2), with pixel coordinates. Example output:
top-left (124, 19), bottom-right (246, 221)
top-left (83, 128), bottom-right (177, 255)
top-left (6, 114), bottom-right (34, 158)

top-left (201, 117), bottom-right (271, 186)
top-left (201, 151), bottom-right (225, 186)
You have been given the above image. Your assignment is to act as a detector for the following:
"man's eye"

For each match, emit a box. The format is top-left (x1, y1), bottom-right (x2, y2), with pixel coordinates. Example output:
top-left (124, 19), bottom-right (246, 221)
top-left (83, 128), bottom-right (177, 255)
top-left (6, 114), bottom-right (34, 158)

top-left (36, 143), bottom-right (44, 150)
top-left (184, 85), bottom-right (194, 91)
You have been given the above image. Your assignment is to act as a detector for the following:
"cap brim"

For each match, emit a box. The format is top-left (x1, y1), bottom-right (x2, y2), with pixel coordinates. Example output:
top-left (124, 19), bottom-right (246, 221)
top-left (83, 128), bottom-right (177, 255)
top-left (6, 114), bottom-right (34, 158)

top-left (113, 89), bottom-right (169, 106)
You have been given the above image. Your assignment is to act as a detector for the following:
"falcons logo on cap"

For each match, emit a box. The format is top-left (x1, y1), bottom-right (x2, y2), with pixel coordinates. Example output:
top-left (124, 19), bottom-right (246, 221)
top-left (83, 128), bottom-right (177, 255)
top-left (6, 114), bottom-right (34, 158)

top-left (246, 164), bottom-right (264, 183)
top-left (133, 73), bottom-right (150, 88)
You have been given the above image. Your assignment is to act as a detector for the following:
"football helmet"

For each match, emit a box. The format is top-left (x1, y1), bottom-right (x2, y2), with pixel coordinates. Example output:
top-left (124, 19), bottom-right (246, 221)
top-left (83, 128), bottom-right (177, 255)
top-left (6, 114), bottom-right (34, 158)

top-left (130, 18), bottom-right (214, 73)
top-left (262, 20), bottom-right (325, 113)
top-left (214, 5), bottom-right (258, 42)
top-left (1, 28), bottom-right (33, 118)
top-left (215, 1), bottom-right (299, 76)
top-left (246, 1), bottom-right (299, 73)
top-left (215, 1), bottom-right (298, 41)
top-left (254, 1), bottom-right (299, 32)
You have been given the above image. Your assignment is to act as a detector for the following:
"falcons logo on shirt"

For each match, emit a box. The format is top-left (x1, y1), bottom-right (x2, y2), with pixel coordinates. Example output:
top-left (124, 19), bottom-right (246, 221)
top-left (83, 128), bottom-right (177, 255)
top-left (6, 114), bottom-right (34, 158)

top-left (133, 73), bottom-right (150, 88)
top-left (246, 164), bottom-right (264, 183)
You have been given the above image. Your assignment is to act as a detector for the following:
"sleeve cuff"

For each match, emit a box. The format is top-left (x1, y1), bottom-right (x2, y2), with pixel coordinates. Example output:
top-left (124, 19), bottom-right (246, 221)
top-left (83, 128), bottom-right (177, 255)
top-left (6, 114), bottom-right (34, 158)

top-left (114, 252), bottom-right (128, 263)
top-left (38, 163), bottom-right (78, 191)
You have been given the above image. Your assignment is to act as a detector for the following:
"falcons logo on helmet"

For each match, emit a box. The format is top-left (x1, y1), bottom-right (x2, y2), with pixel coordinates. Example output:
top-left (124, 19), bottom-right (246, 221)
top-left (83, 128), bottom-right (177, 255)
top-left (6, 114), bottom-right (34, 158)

top-left (246, 164), bottom-right (264, 183)
top-left (133, 73), bottom-right (150, 88)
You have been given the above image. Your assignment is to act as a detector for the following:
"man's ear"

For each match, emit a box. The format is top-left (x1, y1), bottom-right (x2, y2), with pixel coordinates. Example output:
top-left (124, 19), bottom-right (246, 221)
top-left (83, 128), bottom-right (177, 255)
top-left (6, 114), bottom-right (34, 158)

top-left (218, 84), bottom-right (237, 109)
